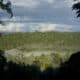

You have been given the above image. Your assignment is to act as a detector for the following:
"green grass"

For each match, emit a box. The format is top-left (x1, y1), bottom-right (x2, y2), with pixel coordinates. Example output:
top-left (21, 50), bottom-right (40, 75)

top-left (0, 32), bottom-right (80, 53)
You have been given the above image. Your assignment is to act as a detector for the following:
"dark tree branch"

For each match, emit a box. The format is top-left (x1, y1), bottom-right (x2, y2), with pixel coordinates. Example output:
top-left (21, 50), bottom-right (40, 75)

top-left (0, 0), bottom-right (13, 18)
top-left (72, 0), bottom-right (80, 17)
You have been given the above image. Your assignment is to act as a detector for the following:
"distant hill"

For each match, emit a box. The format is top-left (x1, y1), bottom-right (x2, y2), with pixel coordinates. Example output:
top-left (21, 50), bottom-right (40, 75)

top-left (0, 32), bottom-right (80, 53)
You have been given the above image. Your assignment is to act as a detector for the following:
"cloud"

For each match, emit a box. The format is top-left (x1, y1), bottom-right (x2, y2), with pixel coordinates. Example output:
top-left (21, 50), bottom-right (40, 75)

top-left (10, 0), bottom-right (39, 8)
top-left (0, 23), bottom-right (25, 32)
top-left (3, 0), bottom-right (78, 23)
top-left (1, 0), bottom-right (75, 24)
top-left (1, 0), bottom-right (79, 32)
top-left (0, 23), bottom-right (80, 32)
top-left (7, 0), bottom-right (79, 25)
top-left (10, 0), bottom-right (73, 8)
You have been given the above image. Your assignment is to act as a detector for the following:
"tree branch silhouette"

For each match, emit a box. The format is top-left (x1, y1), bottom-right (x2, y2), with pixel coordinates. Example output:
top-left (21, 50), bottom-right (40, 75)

top-left (72, 0), bottom-right (80, 17)
top-left (0, 0), bottom-right (13, 24)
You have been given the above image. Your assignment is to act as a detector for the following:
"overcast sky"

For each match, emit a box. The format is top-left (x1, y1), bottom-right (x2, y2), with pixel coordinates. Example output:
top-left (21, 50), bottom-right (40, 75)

top-left (0, 0), bottom-right (80, 32)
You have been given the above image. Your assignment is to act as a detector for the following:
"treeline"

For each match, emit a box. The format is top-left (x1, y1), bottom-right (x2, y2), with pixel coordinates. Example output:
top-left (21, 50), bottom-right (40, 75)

top-left (5, 52), bottom-right (66, 70)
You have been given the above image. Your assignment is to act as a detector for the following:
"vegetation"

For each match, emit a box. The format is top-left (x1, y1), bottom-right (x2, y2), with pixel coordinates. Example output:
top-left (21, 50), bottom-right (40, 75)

top-left (0, 32), bottom-right (79, 70)
top-left (5, 52), bottom-right (65, 70)
top-left (0, 32), bottom-right (80, 53)
top-left (1, 49), bottom-right (80, 80)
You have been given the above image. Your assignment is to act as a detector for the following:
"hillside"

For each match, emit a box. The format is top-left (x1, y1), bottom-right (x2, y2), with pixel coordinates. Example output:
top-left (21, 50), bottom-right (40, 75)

top-left (0, 32), bottom-right (80, 53)
top-left (0, 32), bottom-right (80, 69)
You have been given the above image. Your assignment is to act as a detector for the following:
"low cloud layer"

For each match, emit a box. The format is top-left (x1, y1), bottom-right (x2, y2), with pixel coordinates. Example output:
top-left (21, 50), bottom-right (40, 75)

top-left (0, 23), bottom-right (80, 32)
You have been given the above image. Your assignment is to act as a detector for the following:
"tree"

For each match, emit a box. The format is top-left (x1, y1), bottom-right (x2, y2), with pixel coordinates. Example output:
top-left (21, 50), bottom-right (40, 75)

top-left (0, 0), bottom-right (13, 24)
top-left (72, 0), bottom-right (80, 17)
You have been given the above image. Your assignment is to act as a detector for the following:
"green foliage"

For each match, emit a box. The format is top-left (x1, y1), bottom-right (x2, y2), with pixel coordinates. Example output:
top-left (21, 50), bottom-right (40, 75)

top-left (32, 54), bottom-right (53, 70)
top-left (51, 53), bottom-right (63, 66)
top-left (5, 52), bottom-right (71, 70)
top-left (1, 32), bottom-right (80, 70)
top-left (0, 32), bottom-right (80, 53)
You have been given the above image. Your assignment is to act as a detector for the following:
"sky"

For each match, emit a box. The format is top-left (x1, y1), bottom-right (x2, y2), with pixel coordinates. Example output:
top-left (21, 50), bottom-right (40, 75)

top-left (0, 0), bottom-right (80, 32)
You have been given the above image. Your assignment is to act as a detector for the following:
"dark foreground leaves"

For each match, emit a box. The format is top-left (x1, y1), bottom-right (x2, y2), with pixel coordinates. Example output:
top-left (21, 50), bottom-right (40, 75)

top-left (0, 50), bottom-right (80, 80)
